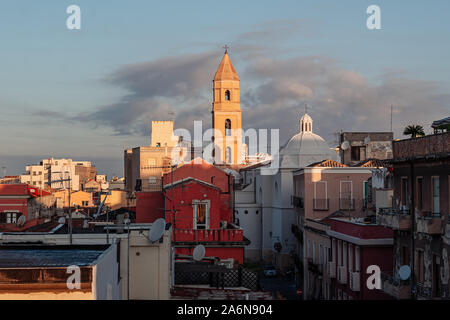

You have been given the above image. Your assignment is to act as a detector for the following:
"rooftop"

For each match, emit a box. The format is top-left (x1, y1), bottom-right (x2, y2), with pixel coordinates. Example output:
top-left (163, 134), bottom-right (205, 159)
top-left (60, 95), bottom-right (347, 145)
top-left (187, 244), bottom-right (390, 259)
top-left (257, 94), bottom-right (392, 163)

top-left (0, 245), bottom-right (109, 268)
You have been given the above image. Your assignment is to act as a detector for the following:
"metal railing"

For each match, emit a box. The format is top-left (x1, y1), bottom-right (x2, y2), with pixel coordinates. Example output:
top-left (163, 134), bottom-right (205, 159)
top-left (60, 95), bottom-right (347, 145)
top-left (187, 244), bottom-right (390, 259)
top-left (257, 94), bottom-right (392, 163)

top-left (313, 198), bottom-right (329, 211)
top-left (291, 196), bottom-right (304, 208)
top-left (339, 198), bottom-right (355, 211)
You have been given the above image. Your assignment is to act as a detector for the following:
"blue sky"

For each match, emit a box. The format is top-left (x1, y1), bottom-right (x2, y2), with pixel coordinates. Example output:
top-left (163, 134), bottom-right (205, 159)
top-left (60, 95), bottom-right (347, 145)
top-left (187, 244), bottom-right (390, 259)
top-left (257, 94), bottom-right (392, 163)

top-left (0, 0), bottom-right (449, 177)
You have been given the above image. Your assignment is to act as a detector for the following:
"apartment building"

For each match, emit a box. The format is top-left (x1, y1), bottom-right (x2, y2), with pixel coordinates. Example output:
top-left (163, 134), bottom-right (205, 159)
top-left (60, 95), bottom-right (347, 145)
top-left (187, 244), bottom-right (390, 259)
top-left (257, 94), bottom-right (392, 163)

top-left (377, 130), bottom-right (450, 299)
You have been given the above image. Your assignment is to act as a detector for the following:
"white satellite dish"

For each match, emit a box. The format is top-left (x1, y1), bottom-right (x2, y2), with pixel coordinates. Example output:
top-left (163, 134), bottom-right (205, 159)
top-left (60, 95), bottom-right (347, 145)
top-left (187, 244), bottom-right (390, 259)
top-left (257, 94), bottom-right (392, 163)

top-left (58, 217), bottom-right (66, 224)
top-left (399, 265), bottom-right (411, 281)
top-left (17, 215), bottom-right (26, 226)
top-left (193, 244), bottom-right (206, 262)
top-left (364, 136), bottom-right (371, 145)
top-left (341, 141), bottom-right (350, 150)
top-left (148, 218), bottom-right (166, 243)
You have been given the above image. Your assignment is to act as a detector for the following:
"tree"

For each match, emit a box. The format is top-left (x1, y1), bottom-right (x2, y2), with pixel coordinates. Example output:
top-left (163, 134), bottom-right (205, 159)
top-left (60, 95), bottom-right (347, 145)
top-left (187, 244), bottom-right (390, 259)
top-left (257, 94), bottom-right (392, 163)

top-left (403, 125), bottom-right (425, 138)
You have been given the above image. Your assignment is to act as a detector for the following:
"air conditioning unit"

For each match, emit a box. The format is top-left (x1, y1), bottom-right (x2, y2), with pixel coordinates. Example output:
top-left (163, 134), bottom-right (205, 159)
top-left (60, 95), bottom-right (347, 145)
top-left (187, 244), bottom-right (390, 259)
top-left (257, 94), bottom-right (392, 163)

top-left (328, 261), bottom-right (336, 278)
top-left (349, 271), bottom-right (360, 291)
top-left (338, 266), bottom-right (347, 284)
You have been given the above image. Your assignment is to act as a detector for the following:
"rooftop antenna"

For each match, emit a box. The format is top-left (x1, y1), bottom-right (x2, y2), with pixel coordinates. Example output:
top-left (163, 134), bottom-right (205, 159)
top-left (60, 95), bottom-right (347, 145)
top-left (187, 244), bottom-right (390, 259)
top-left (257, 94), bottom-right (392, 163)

top-left (304, 104), bottom-right (308, 114)
top-left (1, 166), bottom-right (5, 179)
top-left (147, 218), bottom-right (166, 243)
top-left (168, 111), bottom-right (175, 122)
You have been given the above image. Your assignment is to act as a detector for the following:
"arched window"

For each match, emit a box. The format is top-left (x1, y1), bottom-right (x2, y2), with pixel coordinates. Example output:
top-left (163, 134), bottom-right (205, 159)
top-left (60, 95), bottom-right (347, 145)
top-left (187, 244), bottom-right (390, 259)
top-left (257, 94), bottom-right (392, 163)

top-left (225, 90), bottom-right (231, 101)
top-left (225, 119), bottom-right (231, 136)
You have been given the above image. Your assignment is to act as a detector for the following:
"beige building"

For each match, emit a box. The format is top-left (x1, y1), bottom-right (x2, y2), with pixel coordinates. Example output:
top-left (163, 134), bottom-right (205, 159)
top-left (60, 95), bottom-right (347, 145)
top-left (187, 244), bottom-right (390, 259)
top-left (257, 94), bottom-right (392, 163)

top-left (0, 244), bottom-right (120, 300)
top-left (0, 224), bottom-right (172, 300)
top-left (124, 120), bottom-right (194, 193)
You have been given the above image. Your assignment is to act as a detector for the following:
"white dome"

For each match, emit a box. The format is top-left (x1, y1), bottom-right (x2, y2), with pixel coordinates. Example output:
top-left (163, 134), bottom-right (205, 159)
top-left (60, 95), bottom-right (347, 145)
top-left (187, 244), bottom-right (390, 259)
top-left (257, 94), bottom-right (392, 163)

top-left (279, 113), bottom-right (338, 168)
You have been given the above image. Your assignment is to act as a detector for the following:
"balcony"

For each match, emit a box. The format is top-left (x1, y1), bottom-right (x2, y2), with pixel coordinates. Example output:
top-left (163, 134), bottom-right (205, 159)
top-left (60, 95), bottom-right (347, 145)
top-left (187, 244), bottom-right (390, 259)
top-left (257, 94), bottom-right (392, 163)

top-left (307, 258), bottom-right (323, 274)
top-left (173, 228), bottom-right (244, 243)
top-left (291, 196), bottom-right (304, 208)
top-left (380, 271), bottom-right (411, 299)
top-left (377, 208), bottom-right (411, 231)
top-left (328, 261), bottom-right (336, 278)
top-left (349, 271), bottom-right (360, 291)
top-left (393, 131), bottom-right (450, 161)
top-left (313, 198), bottom-right (329, 211)
top-left (339, 198), bottom-right (355, 211)
top-left (416, 212), bottom-right (442, 235)
top-left (337, 266), bottom-right (347, 284)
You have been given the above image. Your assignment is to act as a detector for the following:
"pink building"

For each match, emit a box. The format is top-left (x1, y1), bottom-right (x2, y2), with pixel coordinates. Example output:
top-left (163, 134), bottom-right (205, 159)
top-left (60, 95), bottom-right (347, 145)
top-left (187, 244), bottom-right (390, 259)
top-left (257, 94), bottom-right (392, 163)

top-left (291, 159), bottom-right (391, 299)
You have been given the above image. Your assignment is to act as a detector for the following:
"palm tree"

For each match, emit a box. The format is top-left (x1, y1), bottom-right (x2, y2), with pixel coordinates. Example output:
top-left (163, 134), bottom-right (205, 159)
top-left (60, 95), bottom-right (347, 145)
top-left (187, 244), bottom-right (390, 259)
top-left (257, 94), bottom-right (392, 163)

top-left (403, 125), bottom-right (425, 138)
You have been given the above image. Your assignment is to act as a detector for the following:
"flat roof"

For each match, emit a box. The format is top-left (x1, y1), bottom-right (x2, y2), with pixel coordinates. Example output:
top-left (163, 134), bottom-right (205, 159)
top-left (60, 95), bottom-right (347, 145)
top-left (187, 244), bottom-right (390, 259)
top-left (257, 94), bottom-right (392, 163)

top-left (0, 245), bottom-right (109, 268)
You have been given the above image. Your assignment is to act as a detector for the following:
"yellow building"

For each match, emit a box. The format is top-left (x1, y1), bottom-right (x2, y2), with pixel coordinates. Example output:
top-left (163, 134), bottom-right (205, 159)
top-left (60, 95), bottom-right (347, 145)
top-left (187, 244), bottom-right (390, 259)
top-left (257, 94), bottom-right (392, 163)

top-left (53, 190), bottom-right (93, 208)
top-left (212, 50), bottom-right (244, 165)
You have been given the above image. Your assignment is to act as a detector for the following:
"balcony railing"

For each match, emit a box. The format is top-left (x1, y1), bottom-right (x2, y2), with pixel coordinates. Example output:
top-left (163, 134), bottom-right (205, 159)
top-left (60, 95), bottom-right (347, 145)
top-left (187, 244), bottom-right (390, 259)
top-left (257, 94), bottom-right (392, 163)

top-left (291, 196), bottom-right (304, 208)
top-left (416, 211), bottom-right (442, 235)
top-left (380, 271), bottom-right (411, 299)
top-left (393, 131), bottom-right (450, 160)
top-left (377, 208), bottom-right (411, 230)
top-left (307, 258), bottom-right (323, 274)
top-left (339, 198), bottom-right (355, 211)
top-left (173, 228), bottom-right (244, 242)
top-left (313, 198), bottom-right (329, 211)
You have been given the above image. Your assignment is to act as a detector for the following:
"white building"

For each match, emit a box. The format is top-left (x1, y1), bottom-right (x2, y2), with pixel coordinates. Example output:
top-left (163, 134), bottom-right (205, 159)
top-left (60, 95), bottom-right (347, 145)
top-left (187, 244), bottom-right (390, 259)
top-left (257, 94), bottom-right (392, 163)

top-left (20, 158), bottom-right (94, 191)
top-left (235, 113), bottom-right (339, 268)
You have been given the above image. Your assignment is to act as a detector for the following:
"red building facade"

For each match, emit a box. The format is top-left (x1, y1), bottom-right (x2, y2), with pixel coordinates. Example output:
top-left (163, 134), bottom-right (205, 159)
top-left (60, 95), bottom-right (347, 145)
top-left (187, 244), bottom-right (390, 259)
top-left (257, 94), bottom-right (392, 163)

top-left (326, 217), bottom-right (393, 300)
top-left (162, 159), bottom-right (247, 264)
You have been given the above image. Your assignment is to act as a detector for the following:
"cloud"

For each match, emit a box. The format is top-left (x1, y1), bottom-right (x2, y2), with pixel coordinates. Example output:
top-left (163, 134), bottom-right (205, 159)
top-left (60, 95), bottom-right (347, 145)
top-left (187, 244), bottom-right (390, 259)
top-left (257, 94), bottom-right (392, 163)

top-left (33, 35), bottom-right (450, 146)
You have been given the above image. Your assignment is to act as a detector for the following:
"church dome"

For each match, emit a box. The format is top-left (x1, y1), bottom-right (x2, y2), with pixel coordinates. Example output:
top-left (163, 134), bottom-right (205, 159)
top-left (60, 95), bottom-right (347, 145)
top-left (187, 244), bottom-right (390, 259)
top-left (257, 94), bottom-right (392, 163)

top-left (279, 113), bottom-right (338, 168)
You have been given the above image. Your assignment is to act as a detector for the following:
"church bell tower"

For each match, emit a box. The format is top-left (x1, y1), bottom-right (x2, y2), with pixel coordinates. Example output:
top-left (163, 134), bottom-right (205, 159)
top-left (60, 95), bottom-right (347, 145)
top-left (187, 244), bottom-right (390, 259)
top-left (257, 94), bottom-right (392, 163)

top-left (212, 48), bottom-right (243, 165)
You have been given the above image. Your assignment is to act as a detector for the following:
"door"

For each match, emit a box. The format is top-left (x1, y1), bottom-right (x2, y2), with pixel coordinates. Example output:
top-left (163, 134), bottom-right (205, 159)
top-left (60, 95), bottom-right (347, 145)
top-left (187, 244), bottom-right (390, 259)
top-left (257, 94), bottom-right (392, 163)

top-left (432, 177), bottom-right (440, 214)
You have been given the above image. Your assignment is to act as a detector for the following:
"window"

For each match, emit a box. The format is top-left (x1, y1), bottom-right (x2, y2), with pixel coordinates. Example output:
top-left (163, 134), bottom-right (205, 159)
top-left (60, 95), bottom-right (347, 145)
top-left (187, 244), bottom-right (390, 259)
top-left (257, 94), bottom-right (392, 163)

top-left (225, 90), bottom-right (230, 101)
top-left (313, 241), bottom-right (316, 263)
top-left (349, 244), bottom-right (353, 271)
top-left (82, 201), bottom-right (89, 206)
top-left (156, 142), bottom-right (161, 147)
top-left (402, 246), bottom-right (409, 265)
top-left (401, 177), bottom-right (408, 208)
top-left (433, 255), bottom-right (441, 298)
top-left (1, 212), bottom-right (20, 224)
top-left (417, 250), bottom-right (424, 283)
top-left (319, 244), bottom-right (323, 264)
top-left (225, 119), bottom-right (231, 136)
top-left (244, 210), bottom-right (248, 214)
top-left (193, 200), bottom-right (209, 229)
top-left (432, 176), bottom-right (440, 214)
top-left (355, 246), bottom-right (360, 271)
top-left (351, 146), bottom-right (365, 161)
top-left (417, 177), bottom-right (423, 211)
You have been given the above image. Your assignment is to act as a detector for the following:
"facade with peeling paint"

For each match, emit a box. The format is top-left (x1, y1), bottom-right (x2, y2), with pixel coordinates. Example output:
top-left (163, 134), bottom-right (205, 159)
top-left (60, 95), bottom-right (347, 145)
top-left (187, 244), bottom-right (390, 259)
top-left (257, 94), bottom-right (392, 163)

top-left (378, 131), bottom-right (450, 299)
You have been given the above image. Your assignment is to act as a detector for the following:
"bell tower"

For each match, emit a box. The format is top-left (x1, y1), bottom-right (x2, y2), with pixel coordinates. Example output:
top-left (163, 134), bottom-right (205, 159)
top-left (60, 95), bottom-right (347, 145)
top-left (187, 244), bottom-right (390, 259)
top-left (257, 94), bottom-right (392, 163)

top-left (212, 48), bottom-right (243, 165)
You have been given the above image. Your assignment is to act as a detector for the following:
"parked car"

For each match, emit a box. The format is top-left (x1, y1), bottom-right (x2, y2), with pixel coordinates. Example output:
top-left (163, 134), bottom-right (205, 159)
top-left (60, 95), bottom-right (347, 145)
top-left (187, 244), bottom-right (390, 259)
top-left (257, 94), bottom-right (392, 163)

top-left (263, 265), bottom-right (277, 277)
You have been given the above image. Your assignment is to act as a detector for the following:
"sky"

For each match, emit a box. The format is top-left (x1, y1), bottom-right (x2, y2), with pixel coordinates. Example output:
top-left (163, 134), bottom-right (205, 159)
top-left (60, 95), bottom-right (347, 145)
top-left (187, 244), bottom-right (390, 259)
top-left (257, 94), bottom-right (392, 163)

top-left (0, 0), bottom-right (449, 177)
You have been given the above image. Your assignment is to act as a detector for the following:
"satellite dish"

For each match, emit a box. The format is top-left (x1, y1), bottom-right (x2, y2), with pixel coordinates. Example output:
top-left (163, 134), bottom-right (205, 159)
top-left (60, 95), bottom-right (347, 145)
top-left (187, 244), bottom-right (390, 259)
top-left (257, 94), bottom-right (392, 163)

top-left (341, 141), bottom-right (350, 150)
top-left (364, 136), bottom-right (371, 145)
top-left (148, 218), bottom-right (166, 243)
top-left (193, 244), bottom-right (206, 261)
top-left (399, 265), bottom-right (411, 280)
top-left (58, 217), bottom-right (66, 224)
top-left (17, 215), bottom-right (26, 226)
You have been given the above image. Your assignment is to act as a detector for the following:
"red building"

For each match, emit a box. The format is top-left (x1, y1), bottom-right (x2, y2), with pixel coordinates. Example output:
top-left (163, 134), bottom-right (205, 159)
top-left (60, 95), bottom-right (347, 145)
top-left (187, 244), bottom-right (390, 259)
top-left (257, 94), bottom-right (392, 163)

top-left (326, 217), bottom-right (393, 300)
top-left (0, 184), bottom-right (53, 231)
top-left (135, 159), bottom-right (248, 264)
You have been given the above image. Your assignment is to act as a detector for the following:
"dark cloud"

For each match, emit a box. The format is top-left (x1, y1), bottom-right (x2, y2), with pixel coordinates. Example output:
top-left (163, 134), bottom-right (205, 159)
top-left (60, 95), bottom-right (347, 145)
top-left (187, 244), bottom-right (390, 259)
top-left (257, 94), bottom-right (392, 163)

top-left (34, 43), bottom-right (450, 146)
